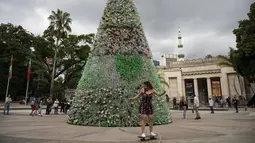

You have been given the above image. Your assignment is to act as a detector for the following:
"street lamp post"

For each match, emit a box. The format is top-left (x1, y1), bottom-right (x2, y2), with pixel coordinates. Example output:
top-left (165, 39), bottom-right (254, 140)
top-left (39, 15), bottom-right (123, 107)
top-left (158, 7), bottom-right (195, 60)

top-left (25, 47), bottom-right (35, 105)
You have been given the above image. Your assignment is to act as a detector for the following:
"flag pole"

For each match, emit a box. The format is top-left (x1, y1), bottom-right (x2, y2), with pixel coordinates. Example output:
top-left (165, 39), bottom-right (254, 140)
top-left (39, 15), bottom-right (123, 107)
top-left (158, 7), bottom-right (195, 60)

top-left (5, 55), bottom-right (13, 99)
top-left (25, 57), bottom-right (31, 105)
top-left (25, 78), bottom-right (30, 105)
top-left (5, 76), bottom-right (10, 99)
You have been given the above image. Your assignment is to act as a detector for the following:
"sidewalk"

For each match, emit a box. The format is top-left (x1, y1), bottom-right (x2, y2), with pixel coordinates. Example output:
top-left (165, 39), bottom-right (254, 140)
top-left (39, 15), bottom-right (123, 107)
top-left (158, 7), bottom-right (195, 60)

top-left (0, 103), bottom-right (230, 111)
top-left (170, 107), bottom-right (229, 111)
top-left (0, 110), bottom-right (255, 143)
top-left (0, 103), bottom-right (46, 110)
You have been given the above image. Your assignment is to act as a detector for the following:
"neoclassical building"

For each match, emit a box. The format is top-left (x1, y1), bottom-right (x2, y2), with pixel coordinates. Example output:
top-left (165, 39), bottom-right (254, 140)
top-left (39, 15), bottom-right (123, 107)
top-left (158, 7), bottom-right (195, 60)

top-left (158, 55), bottom-right (246, 105)
top-left (156, 28), bottom-right (248, 105)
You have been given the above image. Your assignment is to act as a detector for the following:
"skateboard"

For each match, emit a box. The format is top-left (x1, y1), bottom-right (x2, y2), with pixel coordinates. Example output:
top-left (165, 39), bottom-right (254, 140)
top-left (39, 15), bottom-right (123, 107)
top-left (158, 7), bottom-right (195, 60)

top-left (138, 133), bottom-right (158, 141)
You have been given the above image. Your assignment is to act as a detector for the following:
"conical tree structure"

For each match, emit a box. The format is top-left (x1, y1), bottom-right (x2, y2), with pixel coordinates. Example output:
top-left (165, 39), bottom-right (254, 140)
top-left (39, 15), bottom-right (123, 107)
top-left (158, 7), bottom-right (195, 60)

top-left (68, 0), bottom-right (171, 127)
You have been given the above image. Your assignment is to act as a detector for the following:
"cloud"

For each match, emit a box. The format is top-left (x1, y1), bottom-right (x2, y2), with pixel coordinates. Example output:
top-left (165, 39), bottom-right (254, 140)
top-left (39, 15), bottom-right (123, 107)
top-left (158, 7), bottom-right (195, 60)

top-left (20, 8), bottom-right (50, 34)
top-left (0, 0), bottom-right (253, 60)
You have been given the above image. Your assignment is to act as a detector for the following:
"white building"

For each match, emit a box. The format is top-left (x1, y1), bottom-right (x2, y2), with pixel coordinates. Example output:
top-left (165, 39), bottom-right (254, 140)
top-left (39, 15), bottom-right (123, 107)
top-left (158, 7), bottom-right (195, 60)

top-left (156, 28), bottom-right (251, 105)
top-left (158, 57), bottom-right (247, 105)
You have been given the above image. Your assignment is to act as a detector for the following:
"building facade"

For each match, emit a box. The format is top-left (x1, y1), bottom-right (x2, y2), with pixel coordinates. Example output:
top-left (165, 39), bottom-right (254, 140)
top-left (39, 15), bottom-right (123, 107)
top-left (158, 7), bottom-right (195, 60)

top-left (157, 56), bottom-right (247, 106)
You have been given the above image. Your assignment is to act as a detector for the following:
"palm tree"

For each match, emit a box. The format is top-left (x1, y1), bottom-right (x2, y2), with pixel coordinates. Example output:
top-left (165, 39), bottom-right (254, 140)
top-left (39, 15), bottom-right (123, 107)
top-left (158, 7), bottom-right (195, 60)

top-left (217, 47), bottom-right (245, 97)
top-left (217, 47), bottom-right (236, 69)
top-left (47, 9), bottom-right (72, 98)
top-left (159, 74), bottom-right (169, 88)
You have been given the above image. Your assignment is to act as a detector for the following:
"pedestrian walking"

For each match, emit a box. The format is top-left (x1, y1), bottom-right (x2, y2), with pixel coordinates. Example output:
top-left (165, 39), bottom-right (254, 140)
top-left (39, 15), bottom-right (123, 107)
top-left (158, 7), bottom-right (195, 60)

top-left (65, 99), bottom-right (71, 114)
top-left (46, 97), bottom-right (52, 115)
top-left (180, 96), bottom-right (188, 119)
top-left (30, 98), bottom-right (36, 116)
top-left (3, 94), bottom-right (12, 115)
top-left (194, 94), bottom-right (201, 120)
top-left (209, 98), bottom-right (214, 114)
top-left (37, 98), bottom-right (43, 117)
top-left (226, 96), bottom-right (231, 108)
top-left (53, 99), bottom-right (59, 114)
top-left (173, 97), bottom-right (177, 109)
top-left (233, 95), bottom-right (239, 113)
top-left (60, 98), bottom-right (67, 113)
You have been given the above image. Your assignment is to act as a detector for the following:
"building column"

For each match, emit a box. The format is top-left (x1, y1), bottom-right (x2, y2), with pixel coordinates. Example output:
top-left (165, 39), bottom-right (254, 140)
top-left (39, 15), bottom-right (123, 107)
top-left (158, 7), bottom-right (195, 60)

top-left (220, 74), bottom-right (229, 99)
top-left (182, 79), bottom-right (186, 97)
top-left (193, 78), bottom-right (199, 97)
top-left (177, 77), bottom-right (182, 100)
top-left (207, 77), bottom-right (212, 99)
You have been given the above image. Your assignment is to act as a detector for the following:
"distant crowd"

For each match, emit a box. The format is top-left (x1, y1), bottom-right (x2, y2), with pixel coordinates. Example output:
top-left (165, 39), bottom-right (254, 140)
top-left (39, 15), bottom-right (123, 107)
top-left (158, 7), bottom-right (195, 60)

top-left (3, 95), bottom-right (72, 116)
top-left (173, 95), bottom-right (254, 110)
top-left (3, 93), bottom-right (255, 119)
top-left (175, 94), bottom-right (255, 120)
top-left (29, 97), bottom-right (72, 116)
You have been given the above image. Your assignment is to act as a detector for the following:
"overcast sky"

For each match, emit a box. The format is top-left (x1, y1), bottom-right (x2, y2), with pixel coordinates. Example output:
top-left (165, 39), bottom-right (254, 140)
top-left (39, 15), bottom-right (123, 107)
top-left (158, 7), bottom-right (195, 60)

top-left (0, 0), bottom-right (254, 60)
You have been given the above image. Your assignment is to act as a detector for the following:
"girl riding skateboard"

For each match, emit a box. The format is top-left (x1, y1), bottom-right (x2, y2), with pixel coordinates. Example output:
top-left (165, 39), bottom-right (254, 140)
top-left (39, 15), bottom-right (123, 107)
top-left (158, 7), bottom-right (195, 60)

top-left (129, 81), bottom-right (166, 138)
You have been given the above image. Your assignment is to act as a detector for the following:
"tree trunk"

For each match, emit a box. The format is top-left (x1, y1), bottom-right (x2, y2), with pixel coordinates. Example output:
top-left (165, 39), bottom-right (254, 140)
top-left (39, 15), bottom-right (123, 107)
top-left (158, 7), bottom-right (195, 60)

top-left (49, 39), bottom-right (59, 99)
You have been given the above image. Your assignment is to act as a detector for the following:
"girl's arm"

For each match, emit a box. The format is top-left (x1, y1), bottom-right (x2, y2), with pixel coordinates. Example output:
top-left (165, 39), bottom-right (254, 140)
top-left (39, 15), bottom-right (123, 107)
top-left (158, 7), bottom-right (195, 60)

top-left (129, 88), bottom-right (144, 101)
top-left (153, 90), bottom-right (166, 97)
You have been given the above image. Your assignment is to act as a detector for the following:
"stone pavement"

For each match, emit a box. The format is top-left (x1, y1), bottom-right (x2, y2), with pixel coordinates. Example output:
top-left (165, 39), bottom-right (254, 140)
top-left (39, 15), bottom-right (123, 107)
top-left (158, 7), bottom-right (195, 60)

top-left (0, 102), bottom-right (47, 110)
top-left (0, 102), bottom-right (229, 111)
top-left (0, 109), bottom-right (255, 143)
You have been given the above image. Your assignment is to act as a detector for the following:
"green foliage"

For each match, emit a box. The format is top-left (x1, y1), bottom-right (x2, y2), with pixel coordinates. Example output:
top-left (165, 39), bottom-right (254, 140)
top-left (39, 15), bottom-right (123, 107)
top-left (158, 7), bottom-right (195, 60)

top-left (205, 54), bottom-right (213, 59)
top-left (0, 20), bottom-right (94, 100)
top-left (57, 34), bottom-right (94, 89)
top-left (115, 54), bottom-right (142, 81)
top-left (231, 2), bottom-right (255, 82)
top-left (45, 9), bottom-right (72, 44)
top-left (44, 9), bottom-right (73, 97)
top-left (0, 23), bottom-right (37, 100)
top-left (70, 0), bottom-right (171, 127)
top-left (77, 55), bottom-right (122, 89)
top-left (92, 0), bottom-right (151, 58)
top-left (158, 75), bottom-right (169, 88)
top-left (217, 48), bottom-right (236, 68)
top-left (68, 88), bottom-right (140, 127)
top-left (100, 0), bottom-right (142, 29)
top-left (75, 56), bottom-right (171, 126)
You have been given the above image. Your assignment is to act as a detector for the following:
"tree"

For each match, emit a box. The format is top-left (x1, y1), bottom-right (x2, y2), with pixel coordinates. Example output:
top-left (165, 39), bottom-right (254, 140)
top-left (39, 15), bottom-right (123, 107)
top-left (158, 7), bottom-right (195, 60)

top-left (30, 36), bottom-right (54, 96)
top-left (205, 54), bottom-right (213, 59)
top-left (217, 47), bottom-right (245, 96)
top-left (56, 34), bottom-right (94, 89)
top-left (27, 33), bottom-right (94, 99)
top-left (69, 0), bottom-right (171, 127)
top-left (45, 9), bottom-right (72, 98)
top-left (0, 22), bottom-right (94, 101)
top-left (33, 33), bottom-right (94, 99)
top-left (0, 23), bottom-right (55, 100)
top-left (217, 47), bottom-right (236, 68)
top-left (0, 23), bottom-right (35, 100)
top-left (232, 2), bottom-right (255, 83)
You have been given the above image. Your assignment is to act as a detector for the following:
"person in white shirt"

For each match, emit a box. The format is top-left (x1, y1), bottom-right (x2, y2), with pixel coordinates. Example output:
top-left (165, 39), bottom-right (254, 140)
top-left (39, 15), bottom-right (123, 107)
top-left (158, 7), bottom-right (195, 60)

top-left (209, 98), bottom-right (214, 114)
top-left (193, 94), bottom-right (201, 120)
top-left (38, 98), bottom-right (43, 117)
top-left (53, 99), bottom-right (59, 114)
top-left (4, 94), bottom-right (12, 115)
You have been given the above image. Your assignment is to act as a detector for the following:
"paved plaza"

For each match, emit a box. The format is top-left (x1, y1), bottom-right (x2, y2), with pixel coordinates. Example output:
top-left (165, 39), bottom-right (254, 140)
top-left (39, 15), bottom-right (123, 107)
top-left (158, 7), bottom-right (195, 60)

top-left (0, 109), bottom-right (255, 143)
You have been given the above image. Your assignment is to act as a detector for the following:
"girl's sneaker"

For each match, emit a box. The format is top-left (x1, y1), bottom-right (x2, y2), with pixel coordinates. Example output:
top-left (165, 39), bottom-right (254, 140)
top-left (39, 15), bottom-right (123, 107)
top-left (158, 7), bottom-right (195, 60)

top-left (150, 132), bottom-right (157, 137)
